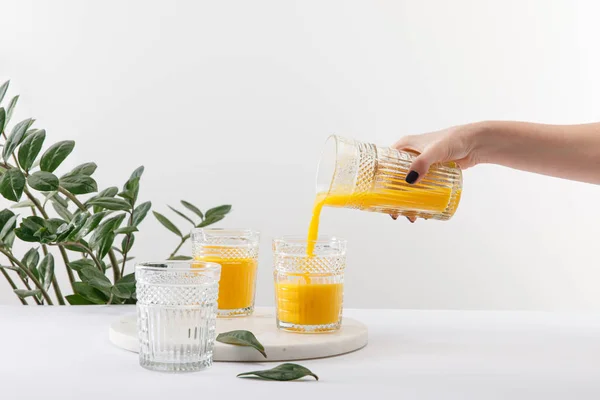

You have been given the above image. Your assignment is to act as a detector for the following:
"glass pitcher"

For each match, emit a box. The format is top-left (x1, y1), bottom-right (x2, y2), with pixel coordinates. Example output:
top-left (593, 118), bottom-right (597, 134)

top-left (316, 135), bottom-right (463, 221)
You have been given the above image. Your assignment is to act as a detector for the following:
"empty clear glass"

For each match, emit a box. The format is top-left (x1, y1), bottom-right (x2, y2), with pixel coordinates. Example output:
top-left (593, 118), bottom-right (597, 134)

top-left (273, 236), bottom-right (346, 333)
top-left (316, 135), bottom-right (463, 221)
top-left (136, 261), bottom-right (221, 372)
top-left (192, 229), bottom-right (260, 317)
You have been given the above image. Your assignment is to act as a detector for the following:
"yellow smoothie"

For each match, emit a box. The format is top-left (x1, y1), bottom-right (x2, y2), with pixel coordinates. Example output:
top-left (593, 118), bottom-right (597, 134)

top-left (195, 255), bottom-right (257, 311)
top-left (276, 280), bottom-right (343, 326)
top-left (307, 185), bottom-right (459, 252)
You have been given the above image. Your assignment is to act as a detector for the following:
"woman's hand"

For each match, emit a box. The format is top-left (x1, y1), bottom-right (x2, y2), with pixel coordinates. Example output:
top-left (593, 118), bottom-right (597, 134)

top-left (391, 123), bottom-right (486, 222)
top-left (393, 123), bottom-right (485, 185)
top-left (390, 120), bottom-right (600, 222)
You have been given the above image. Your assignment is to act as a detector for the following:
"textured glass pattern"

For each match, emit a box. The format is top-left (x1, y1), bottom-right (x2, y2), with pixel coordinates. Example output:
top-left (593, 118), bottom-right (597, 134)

top-left (191, 229), bottom-right (260, 317)
top-left (317, 135), bottom-right (463, 221)
top-left (136, 262), bottom-right (220, 372)
top-left (273, 236), bottom-right (346, 333)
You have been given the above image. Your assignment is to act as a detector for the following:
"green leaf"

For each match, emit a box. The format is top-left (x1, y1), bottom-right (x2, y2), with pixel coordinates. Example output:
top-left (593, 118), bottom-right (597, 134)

top-left (55, 211), bottom-right (87, 242)
top-left (78, 267), bottom-right (112, 295)
top-left (27, 171), bottom-right (59, 191)
top-left (118, 177), bottom-right (139, 202)
top-left (168, 255), bottom-right (193, 260)
top-left (197, 213), bottom-right (226, 228)
top-left (0, 108), bottom-right (5, 134)
top-left (21, 247), bottom-right (40, 273)
top-left (46, 218), bottom-right (65, 234)
top-left (129, 166), bottom-right (144, 180)
top-left (52, 201), bottom-right (73, 222)
top-left (65, 294), bottom-right (94, 305)
top-left (86, 186), bottom-right (119, 213)
top-left (205, 205), bottom-right (232, 219)
top-left (68, 258), bottom-right (96, 272)
top-left (112, 272), bottom-right (136, 299)
top-left (237, 363), bottom-right (318, 381)
top-left (14, 289), bottom-right (42, 299)
top-left (63, 242), bottom-right (88, 253)
top-left (86, 197), bottom-right (131, 211)
top-left (40, 140), bottom-right (75, 172)
top-left (89, 214), bottom-right (125, 249)
top-left (0, 209), bottom-right (15, 229)
top-left (3, 118), bottom-right (34, 162)
top-left (17, 129), bottom-right (46, 171)
top-left (14, 216), bottom-right (45, 242)
top-left (153, 211), bottom-right (182, 237)
top-left (73, 282), bottom-right (108, 304)
top-left (60, 174), bottom-right (98, 195)
top-left (0, 214), bottom-right (17, 241)
top-left (181, 200), bottom-right (203, 219)
top-left (66, 162), bottom-right (97, 176)
top-left (6, 96), bottom-right (19, 124)
top-left (0, 81), bottom-right (8, 104)
top-left (3, 231), bottom-right (15, 248)
top-left (93, 186), bottom-right (119, 199)
top-left (10, 200), bottom-right (34, 208)
top-left (0, 209), bottom-right (17, 242)
top-left (114, 226), bottom-right (138, 235)
top-left (168, 206), bottom-right (195, 225)
top-left (121, 233), bottom-right (134, 253)
top-left (0, 168), bottom-right (25, 201)
top-left (38, 253), bottom-right (54, 291)
top-left (97, 232), bottom-right (115, 259)
top-left (74, 211), bottom-right (107, 240)
top-left (132, 201), bottom-right (151, 227)
top-left (45, 191), bottom-right (68, 207)
top-left (216, 330), bottom-right (267, 358)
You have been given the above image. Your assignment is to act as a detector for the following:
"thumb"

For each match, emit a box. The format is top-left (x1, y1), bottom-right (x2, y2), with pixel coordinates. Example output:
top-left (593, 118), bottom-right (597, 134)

top-left (405, 144), bottom-right (448, 184)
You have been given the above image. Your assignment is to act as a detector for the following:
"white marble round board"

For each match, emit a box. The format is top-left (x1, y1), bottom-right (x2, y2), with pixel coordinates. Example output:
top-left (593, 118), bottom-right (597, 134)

top-left (109, 307), bottom-right (368, 362)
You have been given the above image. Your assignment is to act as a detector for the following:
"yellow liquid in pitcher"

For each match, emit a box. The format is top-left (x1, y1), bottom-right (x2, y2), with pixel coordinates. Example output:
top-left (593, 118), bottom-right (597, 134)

top-left (307, 185), bottom-right (460, 254)
top-left (276, 280), bottom-right (343, 326)
top-left (194, 255), bottom-right (257, 311)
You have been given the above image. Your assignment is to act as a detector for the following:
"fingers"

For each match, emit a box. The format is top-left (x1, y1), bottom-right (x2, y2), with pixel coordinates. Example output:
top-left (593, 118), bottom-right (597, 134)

top-left (405, 144), bottom-right (448, 184)
top-left (389, 213), bottom-right (417, 223)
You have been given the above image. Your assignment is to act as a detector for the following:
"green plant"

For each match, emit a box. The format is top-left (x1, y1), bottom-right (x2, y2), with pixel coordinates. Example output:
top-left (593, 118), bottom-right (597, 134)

top-left (0, 80), bottom-right (150, 305)
top-left (153, 202), bottom-right (231, 260)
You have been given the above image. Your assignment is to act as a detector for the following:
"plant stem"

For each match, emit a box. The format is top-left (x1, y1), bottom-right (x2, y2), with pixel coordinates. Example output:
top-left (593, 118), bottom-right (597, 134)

top-left (58, 187), bottom-right (86, 210)
top-left (0, 268), bottom-right (28, 305)
top-left (119, 211), bottom-right (134, 278)
top-left (56, 242), bottom-right (103, 272)
top-left (109, 250), bottom-right (120, 281)
top-left (24, 188), bottom-right (75, 295)
top-left (60, 187), bottom-right (121, 278)
top-left (0, 249), bottom-right (53, 305)
top-left (169, 234), bottom-right (190, 259)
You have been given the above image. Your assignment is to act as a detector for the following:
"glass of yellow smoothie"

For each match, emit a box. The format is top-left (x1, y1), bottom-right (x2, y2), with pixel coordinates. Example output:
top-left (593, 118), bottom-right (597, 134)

top-left (273, 236), bottom-right (346, 333)
top-left (192, 229), bottom-right (260, 317)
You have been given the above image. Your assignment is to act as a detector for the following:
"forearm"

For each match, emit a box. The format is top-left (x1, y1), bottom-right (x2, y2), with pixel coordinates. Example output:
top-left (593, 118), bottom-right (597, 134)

top-left (473, 121), bottom-right (600, 184)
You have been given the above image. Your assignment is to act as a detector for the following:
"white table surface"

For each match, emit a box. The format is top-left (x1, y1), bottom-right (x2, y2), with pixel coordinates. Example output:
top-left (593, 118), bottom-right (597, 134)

top-left (2, 306), bottom-right (600, 400)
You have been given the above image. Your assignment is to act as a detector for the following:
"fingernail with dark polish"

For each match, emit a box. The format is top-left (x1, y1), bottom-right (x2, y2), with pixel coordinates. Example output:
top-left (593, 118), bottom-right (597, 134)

top-left (405, 170), bottom-right (419, 184)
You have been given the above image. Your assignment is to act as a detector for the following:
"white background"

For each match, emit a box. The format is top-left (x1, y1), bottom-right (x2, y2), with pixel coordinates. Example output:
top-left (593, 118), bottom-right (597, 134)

top-left (1, 0), bottom-right (599, 309)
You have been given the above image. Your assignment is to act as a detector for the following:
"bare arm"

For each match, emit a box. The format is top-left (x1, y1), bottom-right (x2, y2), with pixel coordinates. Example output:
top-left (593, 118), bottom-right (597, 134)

top-left (394, 121), bottom-right (600, 185)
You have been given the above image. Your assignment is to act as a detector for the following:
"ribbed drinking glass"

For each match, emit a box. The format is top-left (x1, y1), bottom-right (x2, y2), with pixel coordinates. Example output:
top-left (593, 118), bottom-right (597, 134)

top-left (192, 229), bottom-right (260, 317)
top-left (273, 236), bottom-right (346, 333)
top-left (136, 261), bottom-right (220, 372)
